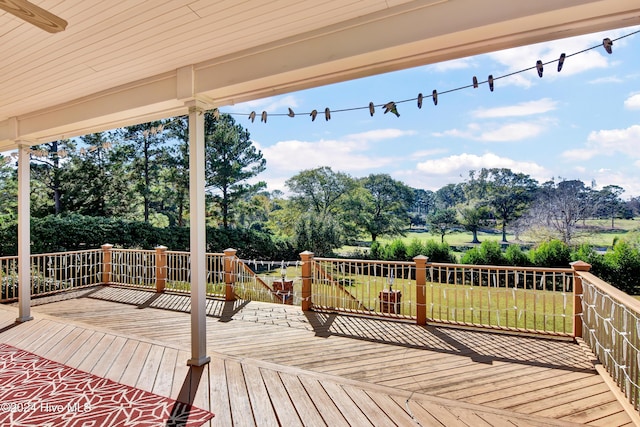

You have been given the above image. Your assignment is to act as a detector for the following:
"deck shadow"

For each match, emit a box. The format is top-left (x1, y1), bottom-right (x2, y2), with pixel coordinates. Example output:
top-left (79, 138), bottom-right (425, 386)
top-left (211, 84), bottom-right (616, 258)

top-left (170, 363), bottom-right (213, 426)
top-left (304, 311), bottom-right (336, 337)
top-left (0, 322), bottom-right (20, 334)
top-left (137, 292), bottom-right (163, 309)
top-left (218, 299), bottom-right (251, 322)
top-left (304, 311), bottom-right (594, 373)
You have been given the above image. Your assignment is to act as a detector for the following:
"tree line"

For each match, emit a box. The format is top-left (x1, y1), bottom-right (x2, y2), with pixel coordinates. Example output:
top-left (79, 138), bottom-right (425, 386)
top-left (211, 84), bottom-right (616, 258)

top-left (0, 112), bottom-right (636, 259)
top-left (416, 170), bottom-right (632, 246)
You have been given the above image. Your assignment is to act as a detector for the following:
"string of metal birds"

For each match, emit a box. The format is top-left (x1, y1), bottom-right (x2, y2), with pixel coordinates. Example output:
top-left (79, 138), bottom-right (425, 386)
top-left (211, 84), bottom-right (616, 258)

top-left (223, 29), bottom-right (639, 123)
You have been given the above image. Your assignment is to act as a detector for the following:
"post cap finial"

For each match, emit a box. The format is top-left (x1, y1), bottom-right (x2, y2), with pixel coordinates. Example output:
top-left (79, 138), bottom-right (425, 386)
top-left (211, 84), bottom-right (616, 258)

top-left (570, 260), bottom-right (591, 271)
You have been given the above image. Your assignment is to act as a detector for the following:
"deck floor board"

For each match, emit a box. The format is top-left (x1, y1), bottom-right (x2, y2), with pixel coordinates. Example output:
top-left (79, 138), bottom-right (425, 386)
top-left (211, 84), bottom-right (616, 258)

top-left (0, 287), bottom-right (635, 426)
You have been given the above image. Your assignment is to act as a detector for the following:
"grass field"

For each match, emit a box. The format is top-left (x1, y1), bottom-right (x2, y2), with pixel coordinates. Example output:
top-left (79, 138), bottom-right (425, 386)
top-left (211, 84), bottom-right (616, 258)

top-left (342, 218), bottom-right (640, 256)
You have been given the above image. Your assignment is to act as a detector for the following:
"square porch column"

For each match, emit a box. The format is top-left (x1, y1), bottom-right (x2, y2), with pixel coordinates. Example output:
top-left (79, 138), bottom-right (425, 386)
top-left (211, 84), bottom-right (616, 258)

top-left (187, 99), bottom-right (210, 367)
top-left (16, 144), bottom-right (32, 322)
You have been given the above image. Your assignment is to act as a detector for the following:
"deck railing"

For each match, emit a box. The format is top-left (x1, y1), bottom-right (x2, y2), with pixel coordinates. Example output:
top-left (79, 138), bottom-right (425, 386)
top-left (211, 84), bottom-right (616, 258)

top-left (312, 257), bottom-right (415, 318)
top-left (107, 246), bottom-right (283, 302)
top-left (427, 262), bottom-right (574, 333)
top-left (4, 245), bottom-right (640, 412)
top-left (109, 248), bottom-right (156, 289)
top-left (311, 256), bottom-right (575, 335)
top-left (233, 257), bottom-right (286, 304)
top-left (0, 256), bottom-right (18, 302)
top-left (575, 263), bottom-right (640, 411)
top-left (161, 249), bottom-right (226, 297)
top-left (1, 246), bottom-right (577, 336)
top-left (0, 249), bottom-right (103, 302)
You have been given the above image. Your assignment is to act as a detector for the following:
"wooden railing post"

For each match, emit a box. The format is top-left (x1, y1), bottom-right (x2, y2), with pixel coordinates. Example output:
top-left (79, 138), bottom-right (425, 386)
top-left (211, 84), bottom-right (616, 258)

top-left (300, 251), bottom-right (314, 311)
top-left (414, 255), bottom-right (428, 326)
top-left (570, 260), bottom-right (591, 338)
top-left (101, 244), bottom-right (113, 284)
top-left (155, 246), bottom-right (167, 293)
top-left (224, 248), bottom-right (237, 301)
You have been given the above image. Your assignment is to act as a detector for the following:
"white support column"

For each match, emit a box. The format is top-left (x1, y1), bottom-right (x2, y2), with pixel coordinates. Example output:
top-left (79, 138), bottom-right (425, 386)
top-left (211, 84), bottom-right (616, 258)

top-left (16, 144), bottom-right (32, 322)
top-left (187, 99), bottom-right (210, 367)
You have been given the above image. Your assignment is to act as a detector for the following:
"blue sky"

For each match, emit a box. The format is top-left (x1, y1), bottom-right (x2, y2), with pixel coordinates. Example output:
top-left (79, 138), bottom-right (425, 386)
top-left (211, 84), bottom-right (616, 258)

top-left (225, 25), bottom-right (640, 198)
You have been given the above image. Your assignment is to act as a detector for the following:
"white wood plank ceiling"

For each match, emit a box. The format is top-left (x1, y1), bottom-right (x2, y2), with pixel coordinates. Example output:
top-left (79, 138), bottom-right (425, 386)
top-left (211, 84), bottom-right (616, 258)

top-left (1, 0), bottom-right (640, 150)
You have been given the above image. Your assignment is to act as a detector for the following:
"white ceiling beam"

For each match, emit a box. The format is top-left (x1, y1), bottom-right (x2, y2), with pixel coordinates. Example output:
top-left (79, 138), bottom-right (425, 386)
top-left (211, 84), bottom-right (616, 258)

top-left (196, 0), bottom-right (640, 105)
top-left (0, 0), bottom-right (639, 149)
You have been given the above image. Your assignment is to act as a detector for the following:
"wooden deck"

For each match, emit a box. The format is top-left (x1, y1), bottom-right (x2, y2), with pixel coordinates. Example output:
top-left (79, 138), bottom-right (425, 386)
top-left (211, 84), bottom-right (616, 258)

top-left (1, 285), bottom-right (636, 426)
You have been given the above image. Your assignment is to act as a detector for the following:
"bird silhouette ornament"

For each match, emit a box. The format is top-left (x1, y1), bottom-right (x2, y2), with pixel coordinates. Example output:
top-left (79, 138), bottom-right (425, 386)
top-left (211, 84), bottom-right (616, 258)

top-left (383, 102), bottom-right (400, 117)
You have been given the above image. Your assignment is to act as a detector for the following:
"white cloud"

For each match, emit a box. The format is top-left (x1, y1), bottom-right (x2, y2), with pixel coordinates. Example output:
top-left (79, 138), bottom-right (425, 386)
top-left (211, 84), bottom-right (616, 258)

top-left (589, 76), bottom-right (624, 84)
top-left (256, 128), bottom-right (415, 188)
top-left (410, 148), bottom-right (448, 159)
top-left (397, 152), bottom-right (550, 190)
top-left (261, 139), bottom-right (391, 172)
top-left (434, 119), bottom-right (552, 142)
top-left (561, 148), bottom-right (600, 162)
top-left (473, 98), bottom-right (558, 118)
top-left (344, 128), bottom-right (416, 142)
top-left (562, 124), bottom-right (640, 162)
top-left (624, 93), bottom-right (640, 109)
top-left (229, 95), bottom-right (300, 113)
top-left (431, 58), bottom-right (476, 72)
top-left (479, 122), bottom-right (547, 142)
top-left (586, 124), bottom-right (640, 157)
top-left (252, 129), bottom-right (420, 192)
top-left (590, 169), bottom-right (640, 198)
top-left (415, 152), bottom-right (548, 179)
top-left (432, 128), bottom-right (472, 139)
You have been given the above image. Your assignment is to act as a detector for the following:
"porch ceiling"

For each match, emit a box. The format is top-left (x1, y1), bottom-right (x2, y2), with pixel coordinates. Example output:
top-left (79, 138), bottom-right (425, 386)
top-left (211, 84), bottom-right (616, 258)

top-left (1, 0), bottom-right (640, 150)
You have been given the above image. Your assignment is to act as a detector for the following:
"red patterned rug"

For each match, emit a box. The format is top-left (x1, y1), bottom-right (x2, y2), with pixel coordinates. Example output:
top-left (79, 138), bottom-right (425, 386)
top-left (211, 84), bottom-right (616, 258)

top-left (0, 343), bottom-right (214, 426)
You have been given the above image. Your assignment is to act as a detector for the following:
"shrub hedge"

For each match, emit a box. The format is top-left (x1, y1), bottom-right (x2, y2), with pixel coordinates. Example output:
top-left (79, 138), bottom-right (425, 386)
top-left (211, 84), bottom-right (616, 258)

top-left (374, 238), bottom-right (640, 295)
top-left (0, 214), bottom-right (297, 261)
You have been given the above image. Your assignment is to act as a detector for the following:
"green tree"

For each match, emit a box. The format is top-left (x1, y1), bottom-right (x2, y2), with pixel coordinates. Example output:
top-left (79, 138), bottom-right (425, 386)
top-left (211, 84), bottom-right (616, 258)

top-left (293, 212), bottom-right (342, 256)
top-left (458, 204), bottom-right (490, 244)
top-left (285, 167), bottom-right (359, 248)
top-left (410, 188), bottom-right (436, 227)
top-left (156, 144), bottom-right (189, 227)
top-left (460, 240), bottom-right (507, 265)
top-left (428, 209), bottom-right (457, 243)
top-left (286, 167), bottom-right (355, 218)
top-left (529, 239), bottom-right (571, 267)
top-left (266, 195), bottom-right (299, 237)
top-left (383, 239), bottom-right (407, 260)
top-left (29, 140), bottom-right (74, 216)
top-left (338, 184), bottom-right (371, 243)
top-left (203, 113), bottom-right (266, 228)
top-left (61, 133), bottom-right (135, 218)
top-left (598, 185), bottom-right (625, 228)
top-left (357, 174), bottom-right (414, 241)
top-left (468, 168), bottom-right (538, 242)
top-left (530, 179), bottom-right (593, 244)
top-left (504, 244), bottom-right (530, 266)
top-left (121, 122), bottom-right (171, 223)
top-left (436, 183), bottom-right (465, 209)
top-left (235, 192), bottom-right (273, 230)
top-left (604, 241), bottom-right (640, 295)
top-left (155, 120), bottom-right (194, 227)
top-left (0, 155), bottom-right (17, 225)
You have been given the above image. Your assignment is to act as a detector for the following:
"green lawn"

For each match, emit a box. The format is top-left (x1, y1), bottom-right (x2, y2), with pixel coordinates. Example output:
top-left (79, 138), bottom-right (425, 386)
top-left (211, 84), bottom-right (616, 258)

top-left (379, 230), bottom-right (516, 247)
top-left (343, 218), bottom-right (640, 255)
